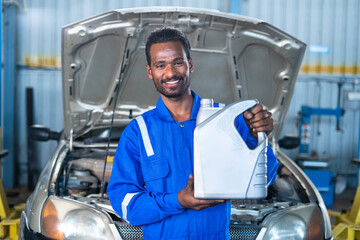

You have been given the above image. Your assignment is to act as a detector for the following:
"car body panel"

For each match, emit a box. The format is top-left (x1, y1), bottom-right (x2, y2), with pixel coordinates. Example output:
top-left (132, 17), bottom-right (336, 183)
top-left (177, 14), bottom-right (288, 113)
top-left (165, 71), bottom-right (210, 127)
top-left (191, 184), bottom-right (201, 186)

top-left (61, 7), bottom-right (305, 141)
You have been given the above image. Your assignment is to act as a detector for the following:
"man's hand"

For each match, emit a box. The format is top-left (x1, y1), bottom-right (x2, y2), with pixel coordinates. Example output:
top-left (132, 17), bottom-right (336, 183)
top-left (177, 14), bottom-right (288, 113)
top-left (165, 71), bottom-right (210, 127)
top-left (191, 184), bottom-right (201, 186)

top-left (243, 104), bottom-right (273, 138)
top-left (177, 174), bottom-right (227, 210)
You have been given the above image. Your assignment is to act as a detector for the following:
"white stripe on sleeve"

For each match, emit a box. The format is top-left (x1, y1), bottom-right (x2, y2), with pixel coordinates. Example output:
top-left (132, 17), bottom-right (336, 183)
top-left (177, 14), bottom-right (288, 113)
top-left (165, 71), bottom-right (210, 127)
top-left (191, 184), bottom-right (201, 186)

top-left (121, 192), bottom-right (140, 222)
top-left (136, 116), bottom-right (155, 157)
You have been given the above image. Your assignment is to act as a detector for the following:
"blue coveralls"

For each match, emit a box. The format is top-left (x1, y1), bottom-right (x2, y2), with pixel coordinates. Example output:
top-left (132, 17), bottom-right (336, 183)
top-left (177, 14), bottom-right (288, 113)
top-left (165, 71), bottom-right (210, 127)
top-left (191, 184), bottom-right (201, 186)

top-left (107, 92), bottom-right (278, 240)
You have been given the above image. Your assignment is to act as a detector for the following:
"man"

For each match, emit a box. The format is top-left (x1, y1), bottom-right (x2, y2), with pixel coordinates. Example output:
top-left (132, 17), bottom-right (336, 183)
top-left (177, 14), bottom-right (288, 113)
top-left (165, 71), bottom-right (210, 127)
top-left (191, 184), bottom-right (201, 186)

top-left (107, 28), bottom-right (278, 239)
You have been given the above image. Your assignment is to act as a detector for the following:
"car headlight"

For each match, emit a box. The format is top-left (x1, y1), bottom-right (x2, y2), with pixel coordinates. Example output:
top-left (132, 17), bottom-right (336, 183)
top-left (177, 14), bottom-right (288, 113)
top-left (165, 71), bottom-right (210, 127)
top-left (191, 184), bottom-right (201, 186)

top-left (41, 197), bottom-right (116, 240)
top-left (262, 204), bottom-right (324, 240)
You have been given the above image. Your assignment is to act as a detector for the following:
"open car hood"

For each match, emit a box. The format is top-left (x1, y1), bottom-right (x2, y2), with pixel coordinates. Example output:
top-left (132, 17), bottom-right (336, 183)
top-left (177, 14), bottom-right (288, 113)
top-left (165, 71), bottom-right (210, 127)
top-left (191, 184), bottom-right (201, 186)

top-left (62, 7), bottom-right (306, 141)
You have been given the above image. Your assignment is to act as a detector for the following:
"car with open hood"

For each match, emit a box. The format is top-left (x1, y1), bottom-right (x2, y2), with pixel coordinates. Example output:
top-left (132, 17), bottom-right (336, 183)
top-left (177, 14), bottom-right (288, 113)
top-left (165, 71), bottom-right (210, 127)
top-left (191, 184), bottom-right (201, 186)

top-left (19, 7), bottom-right (333, 240)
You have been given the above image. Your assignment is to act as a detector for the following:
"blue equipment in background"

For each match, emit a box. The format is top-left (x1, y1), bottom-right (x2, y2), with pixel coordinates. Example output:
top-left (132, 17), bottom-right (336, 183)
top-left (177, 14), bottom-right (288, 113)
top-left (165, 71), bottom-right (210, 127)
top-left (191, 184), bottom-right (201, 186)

top-left (298, 105), bottom-right (344, 208)
top-left (299, 105), bottom-right (343, 155)
top-left (304, 169), bottom-right (335, 207)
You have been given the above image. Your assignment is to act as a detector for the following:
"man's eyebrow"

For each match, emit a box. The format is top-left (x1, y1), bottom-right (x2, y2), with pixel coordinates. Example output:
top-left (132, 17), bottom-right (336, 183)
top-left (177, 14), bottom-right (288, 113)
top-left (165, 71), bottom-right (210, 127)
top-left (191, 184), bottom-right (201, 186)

top-left (153, 57), bottom-right (184, 65)
top-left (173, 57), bottom-right (184, 61)
top-left (154, 60), bottom-right (166, 65)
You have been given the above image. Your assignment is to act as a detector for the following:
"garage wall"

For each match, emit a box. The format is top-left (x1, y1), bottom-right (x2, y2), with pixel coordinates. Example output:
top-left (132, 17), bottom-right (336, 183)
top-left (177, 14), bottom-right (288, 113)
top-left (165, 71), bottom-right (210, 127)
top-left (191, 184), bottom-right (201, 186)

top-left (16, 69), bottom-right (63, 186)
top-left (13, 0), bottom-right (231, 186)
top-left (241, 0), bottom-right (360, 76)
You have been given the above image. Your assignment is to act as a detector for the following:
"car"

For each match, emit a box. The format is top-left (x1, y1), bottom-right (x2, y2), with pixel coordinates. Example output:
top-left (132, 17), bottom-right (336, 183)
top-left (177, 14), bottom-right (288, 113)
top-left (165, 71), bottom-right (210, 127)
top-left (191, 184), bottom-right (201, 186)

top-left (19, 7), bottom-right (333, 240)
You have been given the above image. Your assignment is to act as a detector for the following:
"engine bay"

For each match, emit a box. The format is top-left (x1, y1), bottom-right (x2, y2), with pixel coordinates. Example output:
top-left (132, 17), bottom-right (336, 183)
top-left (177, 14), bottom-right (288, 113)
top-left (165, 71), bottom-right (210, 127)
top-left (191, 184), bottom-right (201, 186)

top-left (55, 146), bottom-right (310, 224)
top-left (56, 149), bottom-right (114, 198)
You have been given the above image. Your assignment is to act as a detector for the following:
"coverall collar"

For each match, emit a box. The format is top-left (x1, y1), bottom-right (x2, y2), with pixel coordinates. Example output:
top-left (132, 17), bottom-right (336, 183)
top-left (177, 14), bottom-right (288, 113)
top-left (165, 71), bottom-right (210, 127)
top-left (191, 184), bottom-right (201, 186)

top-left (155, 91), bottom-right (201, 122)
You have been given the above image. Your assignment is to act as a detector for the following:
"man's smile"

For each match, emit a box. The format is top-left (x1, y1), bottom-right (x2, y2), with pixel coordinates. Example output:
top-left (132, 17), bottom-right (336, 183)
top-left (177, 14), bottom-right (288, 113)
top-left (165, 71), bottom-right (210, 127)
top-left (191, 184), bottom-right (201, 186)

top-left (162, 78), bottom-right (181, 87)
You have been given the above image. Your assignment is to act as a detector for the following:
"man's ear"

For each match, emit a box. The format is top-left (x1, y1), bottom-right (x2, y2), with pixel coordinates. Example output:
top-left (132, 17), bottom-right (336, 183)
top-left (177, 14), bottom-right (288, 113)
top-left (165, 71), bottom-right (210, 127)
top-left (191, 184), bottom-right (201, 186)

top-left (189, 58), bottom-right (194, 73)
top-left (146, 64), bottom-right (153, 80)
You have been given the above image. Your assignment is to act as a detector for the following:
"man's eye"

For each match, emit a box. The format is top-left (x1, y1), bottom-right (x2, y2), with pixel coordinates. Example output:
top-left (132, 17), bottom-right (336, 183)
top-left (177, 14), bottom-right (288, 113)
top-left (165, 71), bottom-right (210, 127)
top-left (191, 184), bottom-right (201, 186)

top-left (156, 64), bottom-right (165, 69)
top-left (174, 62), bottom-right (184, 66)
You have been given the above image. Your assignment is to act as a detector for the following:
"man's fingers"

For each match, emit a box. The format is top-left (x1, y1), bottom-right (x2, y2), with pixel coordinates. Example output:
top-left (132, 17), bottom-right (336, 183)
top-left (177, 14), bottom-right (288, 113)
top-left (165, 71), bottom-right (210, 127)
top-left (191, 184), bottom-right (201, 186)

top-left (250, 111), bottom-right (272, 123)
top-left (249, 118), bottom-right (273, 128)
top-left (250, 104), bottom-right (266, 115)
top-left (207, 199), bottom-right (227, 205)
top-left (195, 199), bottom-right (227, 205)
top-left (179, 174), bottom-right (228, 210)
top-left (243, 110), bottom-right (253, 120)
top-left (187, 174), bottom-right (194, 190)
top-left (192, 199), bottom-right (227, 210)
top-left (252, 126), bottom-right (272, 134)
top-left (244, 105), bottom-right (269, 120)
top-left (249, 119), bottom-right (273, 133)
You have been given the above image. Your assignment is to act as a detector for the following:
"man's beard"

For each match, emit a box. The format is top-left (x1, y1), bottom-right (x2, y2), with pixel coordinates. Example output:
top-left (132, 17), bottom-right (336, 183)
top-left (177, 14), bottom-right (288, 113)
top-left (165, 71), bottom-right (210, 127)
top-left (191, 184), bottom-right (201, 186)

top-left (154, 76), bottom-right (190, 99)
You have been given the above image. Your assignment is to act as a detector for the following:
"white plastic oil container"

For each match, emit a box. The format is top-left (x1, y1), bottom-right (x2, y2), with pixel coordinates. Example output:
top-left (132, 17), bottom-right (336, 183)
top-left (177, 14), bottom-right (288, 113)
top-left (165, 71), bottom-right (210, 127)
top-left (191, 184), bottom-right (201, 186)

top-left (194, 99), bottom-right (268, 199)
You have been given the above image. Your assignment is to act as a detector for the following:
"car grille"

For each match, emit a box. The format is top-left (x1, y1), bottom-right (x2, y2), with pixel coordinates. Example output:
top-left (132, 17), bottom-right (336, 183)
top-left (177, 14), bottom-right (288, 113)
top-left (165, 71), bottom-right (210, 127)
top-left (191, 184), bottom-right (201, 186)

top-left (115, 223), bottom-right (260, 239)
top-left (229, 225), bottom-right (261, 240)
top-left (116, 224), bottom-right (143, 240)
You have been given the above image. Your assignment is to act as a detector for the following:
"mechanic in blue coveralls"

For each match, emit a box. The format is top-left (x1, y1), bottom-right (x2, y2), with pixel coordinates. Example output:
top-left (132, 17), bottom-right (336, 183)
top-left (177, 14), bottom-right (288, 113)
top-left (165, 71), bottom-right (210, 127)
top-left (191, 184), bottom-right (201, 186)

top-left (107, 28), bottom-right (278, 240)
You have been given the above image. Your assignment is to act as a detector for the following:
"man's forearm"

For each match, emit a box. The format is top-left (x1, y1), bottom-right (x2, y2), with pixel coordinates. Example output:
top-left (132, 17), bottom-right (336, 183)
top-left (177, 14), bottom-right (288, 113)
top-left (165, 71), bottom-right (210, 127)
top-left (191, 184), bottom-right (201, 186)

top-left (108, 185), bottom-right (184, 226)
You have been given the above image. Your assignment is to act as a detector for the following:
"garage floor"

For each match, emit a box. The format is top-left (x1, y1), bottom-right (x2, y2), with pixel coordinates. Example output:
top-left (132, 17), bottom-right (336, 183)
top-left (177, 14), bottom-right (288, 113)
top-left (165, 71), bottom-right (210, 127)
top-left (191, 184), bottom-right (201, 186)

top-left (332, 188), bottom-right (356, 212)
top-left (329, 188), bottom-right (357, 228)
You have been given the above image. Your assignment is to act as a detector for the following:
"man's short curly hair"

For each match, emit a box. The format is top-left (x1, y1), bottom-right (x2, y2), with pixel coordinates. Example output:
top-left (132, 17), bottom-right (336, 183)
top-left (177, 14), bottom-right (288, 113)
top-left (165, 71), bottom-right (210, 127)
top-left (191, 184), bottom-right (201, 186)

top-left (145, 27), bottom-right (191, 66)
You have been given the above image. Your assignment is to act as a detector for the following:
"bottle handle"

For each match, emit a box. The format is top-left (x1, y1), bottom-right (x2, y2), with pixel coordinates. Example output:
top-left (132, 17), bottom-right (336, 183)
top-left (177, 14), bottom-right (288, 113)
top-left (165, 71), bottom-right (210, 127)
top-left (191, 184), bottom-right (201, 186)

top-left (217, 99), bottom-right (267, 146)
top-left (257, 132), bottom-right (266, 145)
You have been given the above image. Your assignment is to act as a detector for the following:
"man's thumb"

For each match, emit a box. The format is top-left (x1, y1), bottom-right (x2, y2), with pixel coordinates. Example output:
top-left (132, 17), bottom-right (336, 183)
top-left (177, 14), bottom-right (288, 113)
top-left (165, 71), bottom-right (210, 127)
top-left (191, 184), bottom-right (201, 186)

top-left (187, 174), bottom-right (194, 189)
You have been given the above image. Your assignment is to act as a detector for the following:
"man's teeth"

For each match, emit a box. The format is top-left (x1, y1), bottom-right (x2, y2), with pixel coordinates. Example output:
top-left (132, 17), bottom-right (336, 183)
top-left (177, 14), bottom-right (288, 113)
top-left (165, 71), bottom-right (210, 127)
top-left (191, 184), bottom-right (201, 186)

top-left (167, 80), bottom-right (179, 84)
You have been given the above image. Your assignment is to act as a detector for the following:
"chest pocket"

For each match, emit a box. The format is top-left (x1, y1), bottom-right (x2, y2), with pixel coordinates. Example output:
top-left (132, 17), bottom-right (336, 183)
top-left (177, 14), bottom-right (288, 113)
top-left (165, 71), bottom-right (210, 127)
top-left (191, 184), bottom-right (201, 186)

top-left (136, 116), bottom-right (170, 182)
top-left (142, 156), bottom-right (170, 182)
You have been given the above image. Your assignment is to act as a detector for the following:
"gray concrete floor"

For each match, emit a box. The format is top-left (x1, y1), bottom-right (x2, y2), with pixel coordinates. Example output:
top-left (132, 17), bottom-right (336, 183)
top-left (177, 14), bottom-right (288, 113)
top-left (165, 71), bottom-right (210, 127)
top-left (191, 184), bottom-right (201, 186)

top-left (329, 188), bottom-right (357, 227)
top-left (332, 188), bottom-right (357, 212)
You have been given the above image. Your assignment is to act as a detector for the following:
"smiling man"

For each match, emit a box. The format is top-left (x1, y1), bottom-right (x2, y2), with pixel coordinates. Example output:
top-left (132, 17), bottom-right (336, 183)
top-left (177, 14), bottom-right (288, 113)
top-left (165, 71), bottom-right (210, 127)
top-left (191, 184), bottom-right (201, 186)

top-left (146, 40), bottom-right (192, 99)
top-left (107, 28), bottom-right (278, 239)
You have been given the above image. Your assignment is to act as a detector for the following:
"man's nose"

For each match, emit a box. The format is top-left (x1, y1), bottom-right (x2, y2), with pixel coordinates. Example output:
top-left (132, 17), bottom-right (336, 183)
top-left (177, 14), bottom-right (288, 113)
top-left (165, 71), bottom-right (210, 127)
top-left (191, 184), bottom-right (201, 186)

top-left (165, 65), bottom-right (175, 78)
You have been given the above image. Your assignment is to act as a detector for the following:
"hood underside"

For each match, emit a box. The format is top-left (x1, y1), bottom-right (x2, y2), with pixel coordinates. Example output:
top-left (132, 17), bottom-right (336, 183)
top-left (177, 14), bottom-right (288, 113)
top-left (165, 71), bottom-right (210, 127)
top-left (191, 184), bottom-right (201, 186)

top-left (62, 7), bottom-right (306, 140)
